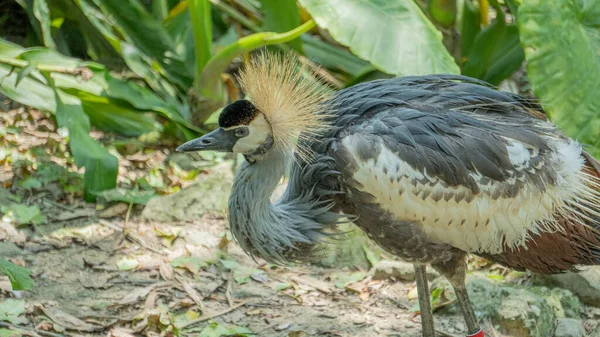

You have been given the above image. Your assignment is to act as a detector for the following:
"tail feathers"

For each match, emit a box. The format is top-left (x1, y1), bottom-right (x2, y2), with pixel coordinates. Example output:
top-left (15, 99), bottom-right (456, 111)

top-left (563, 150), bottom-right (600, 266)
top-left (480, 151), bottom-right (600, 274)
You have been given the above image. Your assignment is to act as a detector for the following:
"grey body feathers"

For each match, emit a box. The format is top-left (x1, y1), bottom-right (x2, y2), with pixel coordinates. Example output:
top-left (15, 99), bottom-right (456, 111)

top-left (227, 75), bottom-right (600, 267)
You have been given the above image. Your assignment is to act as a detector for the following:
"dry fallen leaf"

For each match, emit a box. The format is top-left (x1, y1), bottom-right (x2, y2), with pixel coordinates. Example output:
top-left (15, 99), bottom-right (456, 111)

top-left (78, 272), bottom-right (113, 289)
top-left (114, 282), bottom-right (171, 306)
top-left (159, 263), bottom-right (174, 281)
top-left (116, 257), bottom-right (139, 271)
top-left (55, 208), bottom-right (95, 221)
top-left (108, 327), bottom-right (136, 337)
top-left (154, 226), bottom-right (182, 247)
top-left (290, 275), bottom-right (331, 294)
top-left (41, 307), bottom-right (103, 332)
top-left (179, 280), bottom-right (204, 313)
top-left (98, 203), bottom-right (129, 218)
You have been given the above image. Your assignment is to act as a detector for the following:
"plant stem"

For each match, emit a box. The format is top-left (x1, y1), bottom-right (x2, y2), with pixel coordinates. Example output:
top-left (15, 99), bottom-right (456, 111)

top-left (478, 0), bottom-right (489, 26)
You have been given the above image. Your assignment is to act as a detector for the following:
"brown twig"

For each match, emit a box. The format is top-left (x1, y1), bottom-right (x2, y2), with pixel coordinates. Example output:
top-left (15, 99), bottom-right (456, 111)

top-left (179, 301), bottom-right (248, 329)
top-left (124, 231), bottom-right (162, 254)
top-left (226, 274), bottom-right (235, 308)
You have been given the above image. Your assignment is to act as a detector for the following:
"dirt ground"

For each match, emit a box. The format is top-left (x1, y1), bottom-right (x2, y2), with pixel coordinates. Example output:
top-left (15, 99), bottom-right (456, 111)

top-left (1, 206), bottom-right (482, 337)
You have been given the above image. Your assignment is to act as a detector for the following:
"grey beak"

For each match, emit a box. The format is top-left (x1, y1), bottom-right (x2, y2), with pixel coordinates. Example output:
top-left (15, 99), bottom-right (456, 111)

top-left (176, 128), bottom-right (237, 153)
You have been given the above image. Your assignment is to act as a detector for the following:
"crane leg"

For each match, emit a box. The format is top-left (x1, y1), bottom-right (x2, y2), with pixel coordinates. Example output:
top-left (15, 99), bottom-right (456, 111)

top-left (432, 255), bottom-right (481, 336)
top-left (414, 264), bottom-right (435, 337)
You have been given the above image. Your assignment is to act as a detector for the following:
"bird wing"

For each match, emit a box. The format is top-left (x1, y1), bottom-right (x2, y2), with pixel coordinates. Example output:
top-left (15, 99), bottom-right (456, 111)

top-left (329, 76), bottom-right (590, 256)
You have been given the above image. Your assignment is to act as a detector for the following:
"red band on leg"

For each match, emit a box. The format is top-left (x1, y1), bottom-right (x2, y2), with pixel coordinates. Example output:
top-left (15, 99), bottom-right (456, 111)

top-left (467, 329), bottom-right (484, 337)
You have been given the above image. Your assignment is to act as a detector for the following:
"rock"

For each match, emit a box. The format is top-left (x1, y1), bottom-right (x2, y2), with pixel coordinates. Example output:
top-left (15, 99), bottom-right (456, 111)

top-left (372, 260), bottom-right (438, 281)
top-left (141, 164), bottom-right (233, 222)
top-left (0, 242), bottom-right (23, 256)
top-left (553, 318), bottom-right (585, 337)
top-left (312, 223), bottom-right (385, 270)
top-left (233, 283), bottom-right (275, 298)
top-left (451, 276), bottom-right (583, 337)
top-left (533, 267), bottom-right (600, 307)
top-left (167, 153), bottom-right (198, 171)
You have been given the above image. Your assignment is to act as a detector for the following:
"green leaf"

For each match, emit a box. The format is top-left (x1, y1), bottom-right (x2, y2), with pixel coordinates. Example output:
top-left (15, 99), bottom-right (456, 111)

top-left (274, 282), bottom-right (292, 291)
top-left (505, 0), bottom-right (519, 18)
top-left (164, 5), bottom-right (196, 69)
top-left (54, 90), bottom-right (118, 201)
top-left (32, 0), bottom-right (56, 48)
top-left (152, 0), bottom-right (170, 21)
top-left (460, 0), bottom-right (481, 60)
top-left (189, 0), bottom-right (212, 76)
top-left (332, 272), bottom-right (366, 289)
top-left (0, 39), bottom-right (25, 59)
top-left (196, 322), bottom-right (252, 336)
top-left (462, 19), bottom-right (524, 85)
top-left (78, 96), bottom-right (161, 137)
top-left (0, 64), bottom-right (56, 113)
top-left (299, 0), bottom-right (459, 76)
top-left (0, 261), bottom-right (34, 291)
top-left (54, 68), bottom-right (194, 128)
top-left (0, 328), bottom-right (23, 337)
top-left (519, 0), bottom-right (600, 156)
top-left (0, 299), bottom-right (27, 324)
top-left (18, 48), bottom-right (87, 70)
top-left (116, 257), bottom-right (139, 271)
top-left (302, 34), bottom-right (370, 76)
top-left (219, 259), bottom-right (264, 285)
top-left (219, 259), bottom-right (241, 270)
top-left (171, 256), bottom-right (207, 274)
top-left (429, 0), bottom-right (457, 27)
top-left (97, 188), bottom-right (156, 205)
top-left (2, 204), bottom-right (44, 226)
top-left (93, 0), bottom-right (192, 88)
top-left (261, 0), bottom-right (303, 52)
top-left (15, 63), bottom-right (36, 87)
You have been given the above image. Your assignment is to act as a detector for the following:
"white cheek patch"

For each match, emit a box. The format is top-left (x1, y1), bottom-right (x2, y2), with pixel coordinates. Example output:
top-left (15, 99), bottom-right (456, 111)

top-left (232, 114), bottom-right (272, 154)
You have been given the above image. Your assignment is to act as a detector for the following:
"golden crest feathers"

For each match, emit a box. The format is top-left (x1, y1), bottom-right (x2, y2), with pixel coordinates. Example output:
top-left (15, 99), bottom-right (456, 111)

top-left (237, 51), bottom-right (333, 161)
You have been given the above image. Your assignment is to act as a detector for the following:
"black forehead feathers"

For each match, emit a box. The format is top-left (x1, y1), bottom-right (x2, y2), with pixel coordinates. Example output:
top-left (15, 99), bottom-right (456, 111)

top-left (218, 100), bottom-right (259, 128)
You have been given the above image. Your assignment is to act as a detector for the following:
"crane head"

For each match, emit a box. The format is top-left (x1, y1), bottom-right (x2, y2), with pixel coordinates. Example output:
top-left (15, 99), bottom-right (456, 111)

top-left (176, 99), bottom-right (273, 155)
top-left (177, 51), bottom-right (333, 161)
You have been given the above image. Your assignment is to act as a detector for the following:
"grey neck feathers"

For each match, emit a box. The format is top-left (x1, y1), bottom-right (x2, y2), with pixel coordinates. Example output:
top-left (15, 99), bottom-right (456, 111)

top-left (228, 149), bottom-right (342, 263)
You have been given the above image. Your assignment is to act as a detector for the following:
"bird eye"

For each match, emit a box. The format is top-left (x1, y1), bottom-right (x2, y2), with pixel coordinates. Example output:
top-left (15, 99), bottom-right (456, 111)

top-left (235, 127), bottom-right (249, 137)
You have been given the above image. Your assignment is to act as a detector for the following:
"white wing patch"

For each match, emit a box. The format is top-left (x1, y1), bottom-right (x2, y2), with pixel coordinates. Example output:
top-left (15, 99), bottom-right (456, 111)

top-left (341, 134), bottom-right (586, 254)
top-left (504, 138), bottom-right (532, 169)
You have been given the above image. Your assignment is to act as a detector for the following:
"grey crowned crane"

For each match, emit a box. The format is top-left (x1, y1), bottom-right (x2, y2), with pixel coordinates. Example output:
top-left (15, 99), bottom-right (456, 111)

top-left (177, 53), bottom-right (600, 337)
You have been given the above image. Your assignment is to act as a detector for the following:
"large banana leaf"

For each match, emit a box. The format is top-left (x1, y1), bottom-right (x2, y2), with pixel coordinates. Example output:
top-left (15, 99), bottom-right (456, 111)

top-left (519, 0), bottom-right (600, 156)
top-left (299, 0), bottom-right (460, 76)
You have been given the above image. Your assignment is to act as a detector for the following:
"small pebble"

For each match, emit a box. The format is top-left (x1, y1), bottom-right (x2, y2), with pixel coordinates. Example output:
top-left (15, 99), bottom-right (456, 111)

top-left (275, 322), bottom-right (291, 331)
